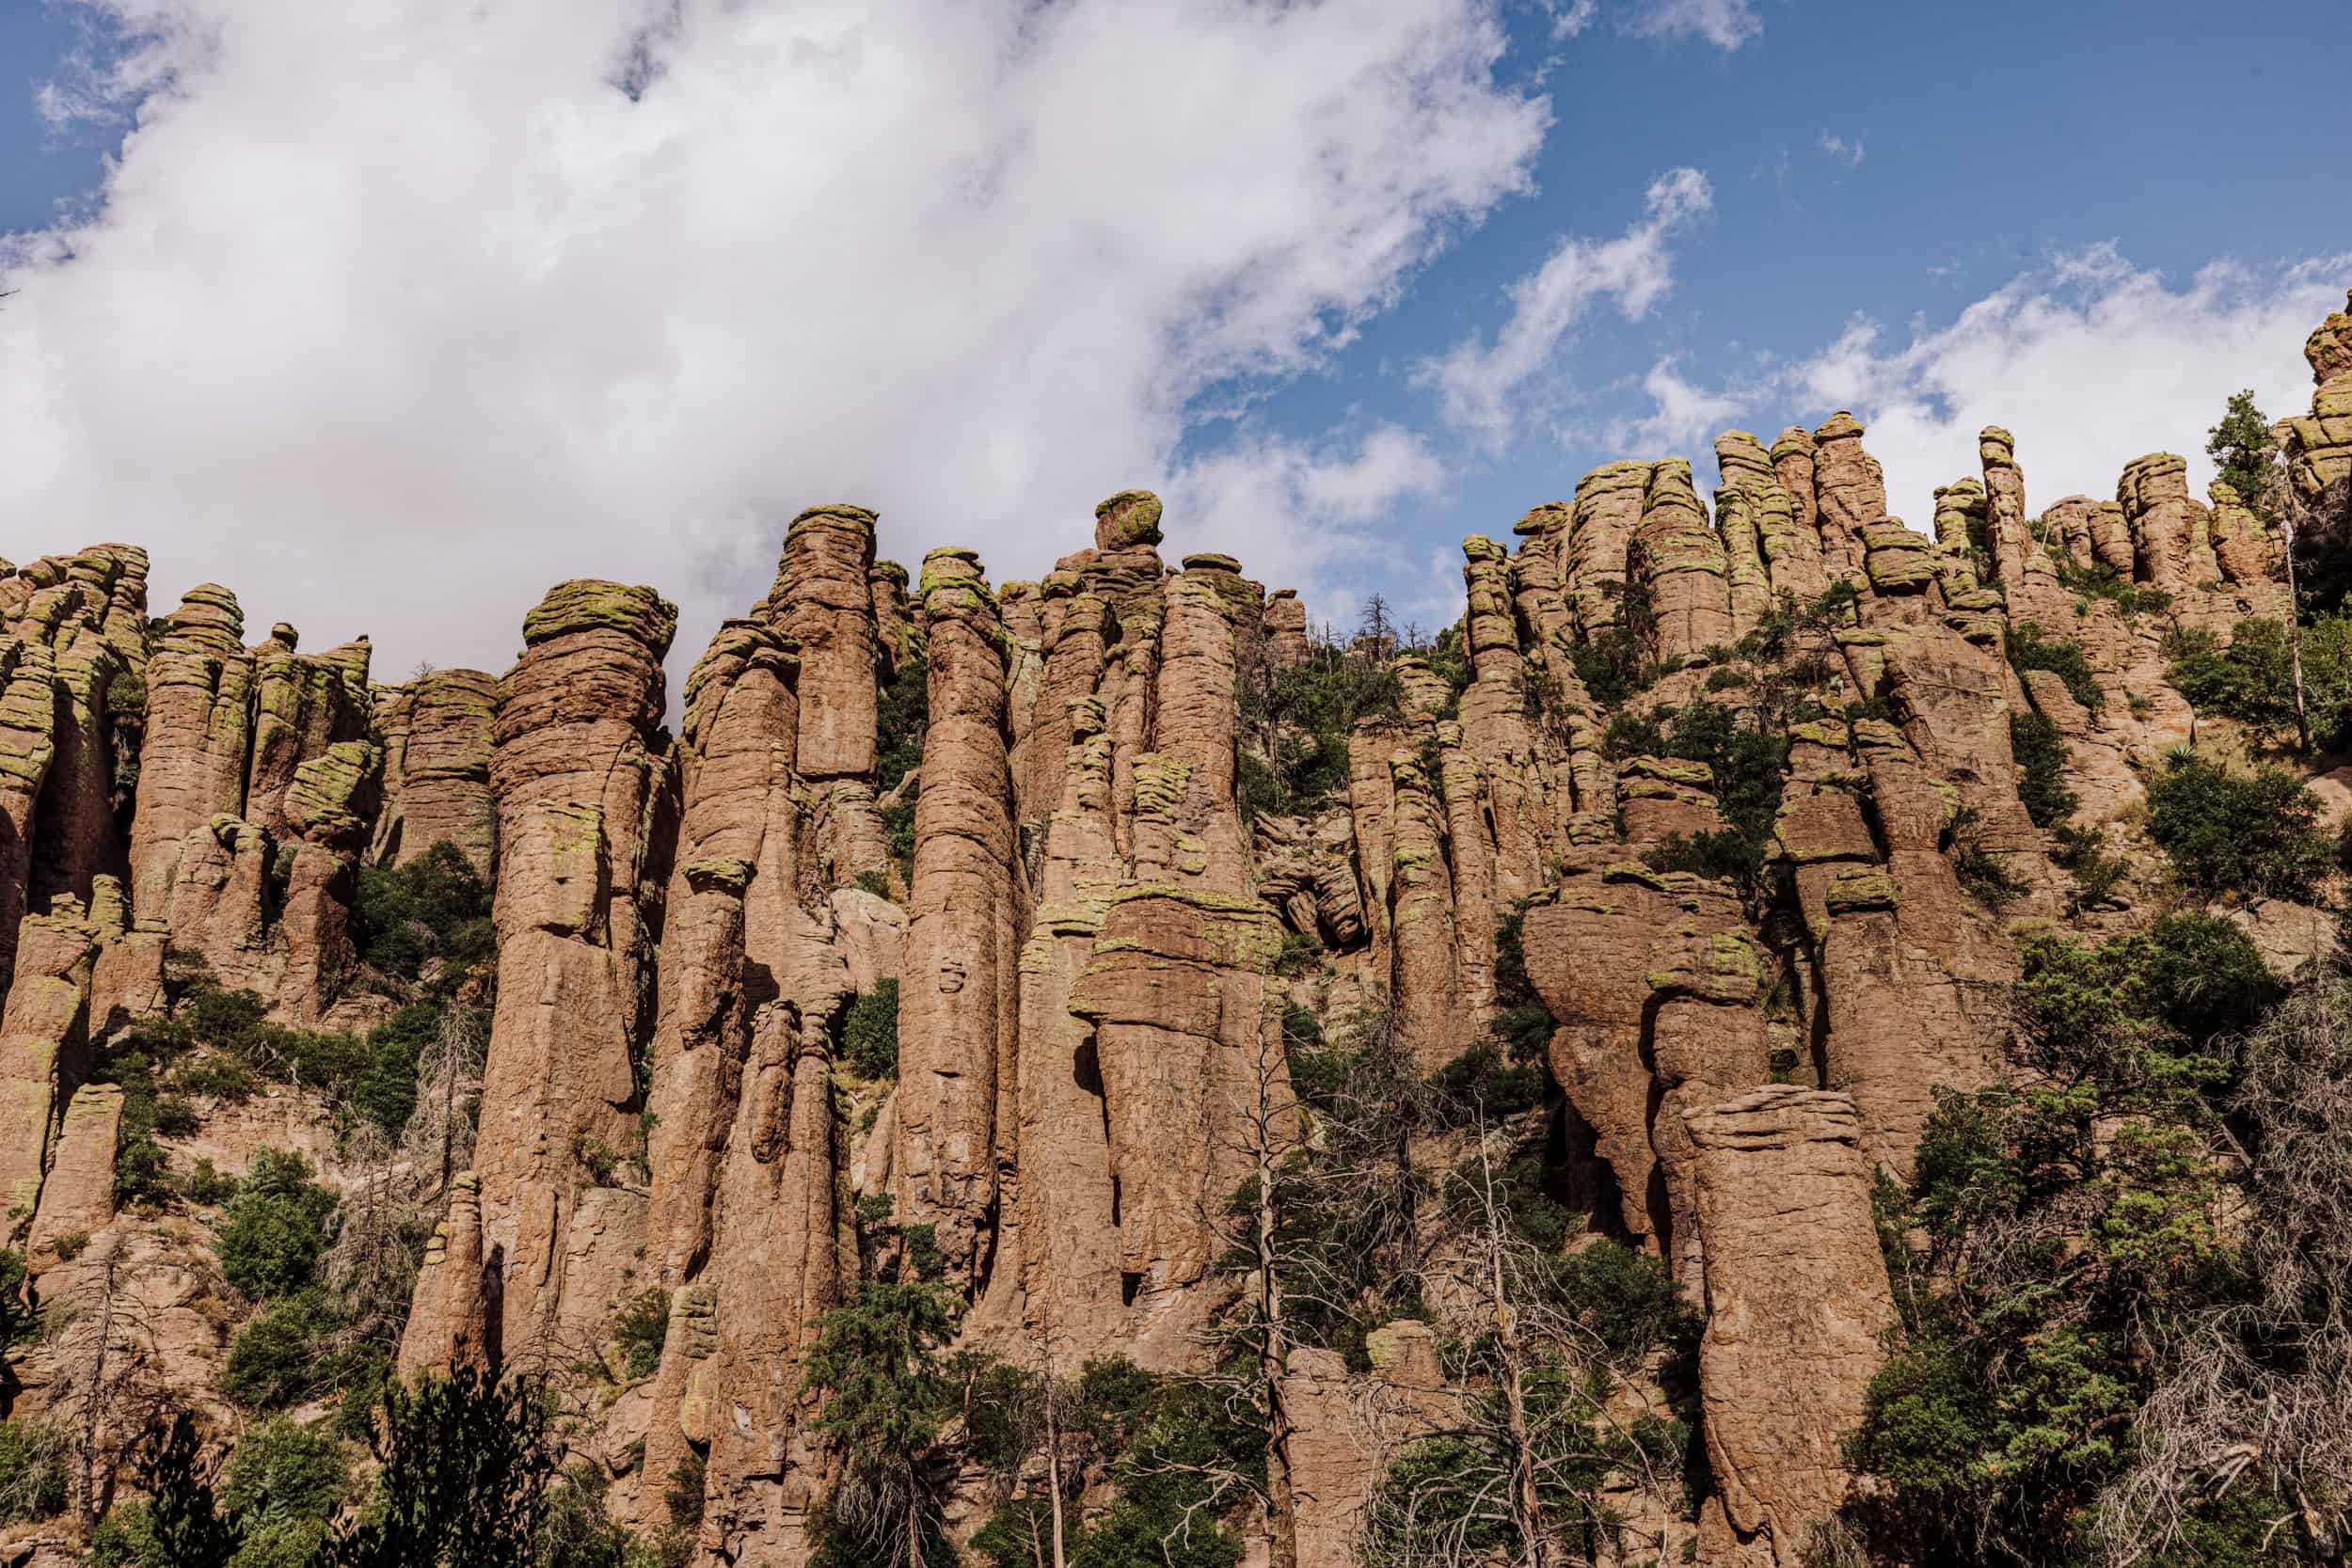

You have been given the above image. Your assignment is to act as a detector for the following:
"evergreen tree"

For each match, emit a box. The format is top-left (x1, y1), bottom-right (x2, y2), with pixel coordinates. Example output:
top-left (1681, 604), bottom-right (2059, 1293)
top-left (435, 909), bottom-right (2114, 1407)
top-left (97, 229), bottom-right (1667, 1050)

top-left (2206, 389), bottom-right (2281, 522)
top-left (801, 1223), bottom-right (966, 1568)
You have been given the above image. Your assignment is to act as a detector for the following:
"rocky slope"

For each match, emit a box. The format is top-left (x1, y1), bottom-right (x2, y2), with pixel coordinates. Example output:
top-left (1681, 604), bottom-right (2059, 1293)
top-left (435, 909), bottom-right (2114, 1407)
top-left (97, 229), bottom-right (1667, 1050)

top-left (2, 291), bottom-right (2349, 1567)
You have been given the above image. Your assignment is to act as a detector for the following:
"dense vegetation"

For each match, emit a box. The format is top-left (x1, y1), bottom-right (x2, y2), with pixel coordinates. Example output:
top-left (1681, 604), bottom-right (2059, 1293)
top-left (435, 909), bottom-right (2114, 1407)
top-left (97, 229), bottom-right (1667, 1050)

top-left (2143, 750), bottom-right (2336, 904)
top-left (1845, 916), bottom-right (2293, 1566)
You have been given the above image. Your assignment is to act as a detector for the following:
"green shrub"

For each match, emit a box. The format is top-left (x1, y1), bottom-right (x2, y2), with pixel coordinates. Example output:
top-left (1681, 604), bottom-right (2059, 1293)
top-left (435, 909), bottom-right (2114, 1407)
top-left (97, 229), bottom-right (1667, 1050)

top-left (1947, 807), bottom-right (2027, 911)
top-left (177, 1158), bottom-right (240, 1207)
top-left (223, 1290), bottom-right (347, 1410)
top-left (876, 648), bottom-right (929, 796)
top-left (50, 1230), bottom-right (87, 1262)
top-left (1427, 1043), bottom-right (1545, 1124)
top-left (837, 980), bottom-right (899, 1080)
top-left (613, 1289), bottom-right (669, 1381)
top-left (91, 1500), bottom-right (166, 1566)
top-left (1270, 930), bottom-right (1323, 977)
top-left (853, 870), bottom-right (891, 901)
top-left (2144, 751), bottom-right (2334, 902)
top-left (2165, 620), bottom-right (2294, 736)
top-left (221, 1417), bottom-right (347, 1528)
top-left (881, 786), bottom-right (918, 870)
top-left (349, 841), bottom-right (494, 983)
top-left (2053, 557), bottom-right (2172, 617)
top-left (1605, 703), bottom-right (1789, 898)
top-left (216, 1150), bottom-right (339, 1300)
top-left (0, 1418), bottom-right (68, 1523)
top-left (2056, 825), bottom-right (2130, 909)
top-left (2008, 712), bottom-right (2075, 828)
top-left (2008, 622), bottom-right (2103, 711)
top-left (172, 1055), bottom-right (260, 1101)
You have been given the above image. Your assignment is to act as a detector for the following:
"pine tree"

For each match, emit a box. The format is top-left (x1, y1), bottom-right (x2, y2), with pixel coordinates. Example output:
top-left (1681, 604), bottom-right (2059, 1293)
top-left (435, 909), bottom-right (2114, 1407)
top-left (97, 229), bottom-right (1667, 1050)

top-left (2207, 389), bottom-right (2281, 523)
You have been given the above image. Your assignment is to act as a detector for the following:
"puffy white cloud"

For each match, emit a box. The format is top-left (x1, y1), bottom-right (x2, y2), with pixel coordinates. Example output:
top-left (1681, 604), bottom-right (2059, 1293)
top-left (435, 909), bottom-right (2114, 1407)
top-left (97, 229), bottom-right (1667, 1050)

top-left (0, 0), bottom-right (1548, 686)
top-left (1418, 166), bottom-right (1711, 450)
top-left (1788, 247), bottom-right (2350, 528)
top-left (1164, 421), bottom-right (1447, 621)
top-left (1620, 0), bottom-right (1760, 51)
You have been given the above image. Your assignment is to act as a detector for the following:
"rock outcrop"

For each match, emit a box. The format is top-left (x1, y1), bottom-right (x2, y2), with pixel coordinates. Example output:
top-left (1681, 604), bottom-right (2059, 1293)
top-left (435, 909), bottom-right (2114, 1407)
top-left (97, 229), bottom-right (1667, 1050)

top-left (5, 292), bottom-right (2336, 1568)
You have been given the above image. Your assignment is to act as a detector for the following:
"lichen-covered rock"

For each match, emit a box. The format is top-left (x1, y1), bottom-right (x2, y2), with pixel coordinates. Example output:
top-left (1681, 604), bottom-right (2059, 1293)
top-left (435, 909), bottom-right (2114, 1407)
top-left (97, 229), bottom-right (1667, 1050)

top-left (474, 578), bottom-right (674, 1362)
top-left (1633, 459), bottom-right (1733, 663)
top-left (370, 667), bottom-right (499, 873)
top-left (1809, 413), bottom-right (1884, 583)
top-left (897, 549), bottom-right (1016, 1282)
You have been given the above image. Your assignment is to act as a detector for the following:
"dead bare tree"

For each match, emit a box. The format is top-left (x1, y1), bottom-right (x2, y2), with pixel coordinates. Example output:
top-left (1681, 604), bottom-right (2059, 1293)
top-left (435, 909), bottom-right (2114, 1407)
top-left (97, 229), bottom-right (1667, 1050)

top-left (1359, 1113), bottom-right (1687, 1568)
top-left (400, 1002), bottom-right (485, 1199)
top-left (2099, 973), bottom-right (2352, 1567)
top-left (48, 1233), bottom-right (171, 1534)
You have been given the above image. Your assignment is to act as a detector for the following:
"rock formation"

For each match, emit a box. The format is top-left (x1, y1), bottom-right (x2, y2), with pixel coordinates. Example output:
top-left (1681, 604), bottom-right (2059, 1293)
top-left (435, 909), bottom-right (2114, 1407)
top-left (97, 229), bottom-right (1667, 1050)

top-left (2, 293), bottom-right (2339, 1568)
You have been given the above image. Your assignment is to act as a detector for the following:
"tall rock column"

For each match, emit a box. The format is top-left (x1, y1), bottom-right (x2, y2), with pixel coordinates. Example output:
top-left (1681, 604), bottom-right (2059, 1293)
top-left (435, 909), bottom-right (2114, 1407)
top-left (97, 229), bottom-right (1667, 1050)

top-left (1564, 462), bottom-right (1649, 640)
top-left (896, 549), bottom-right (1016, 1283)
top-left (128, 587), bottom-right (254, 922)
top-left (0, 904), bottom-right (98, 1228)
top-left (0, 640), bottom-right (61, 997)
top-left (1808, 414), bottom-right (1884, 585)
top-left (1688, 1087), bottom-right (1894, 1568)
top-left (2285, 289), bottom-right (2352, 515)
top-left (469, 579), bottom-right (675, 1362)
top-left (1632, 459), bottom-right (1733, 664)
top-left (769, 506), bottom-right (891, 891)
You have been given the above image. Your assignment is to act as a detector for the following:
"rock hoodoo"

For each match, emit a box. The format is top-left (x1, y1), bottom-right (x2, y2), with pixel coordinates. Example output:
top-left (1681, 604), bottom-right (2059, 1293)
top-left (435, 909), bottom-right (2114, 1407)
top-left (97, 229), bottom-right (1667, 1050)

top-left (3, 293), bottom-right (2346, 1568)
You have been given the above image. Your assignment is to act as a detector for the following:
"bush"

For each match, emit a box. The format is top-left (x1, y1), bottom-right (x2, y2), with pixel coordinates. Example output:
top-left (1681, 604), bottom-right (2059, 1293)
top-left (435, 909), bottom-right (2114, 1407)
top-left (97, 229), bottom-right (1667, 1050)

top-left (349, 841), bottom-right (494, 984)
top-left (853, 870), bottom-right (891, 901)
top-left (221, 1417), bottom-right (348, 1528)
top-left (173, 1056), bottom-right (260, 1101)
top-left (223, 1290), bottom-right (346, 1410)
top-left (1947, 808), bottom-right (2027, 911)
top-left (216, 1150), bottom-right (339, 1300)
top-left (2144, 751), bottom-right (2334, 902)
top-left (613, 1289), bottom-right (668, 1381)
top-left (837, 980), bottom-right (899, 1080)
top-left (177, 1158), bottom-right (241, 1207)
top-left (2008, 712), bottom-right (2075, 829)
top-left (2008, 622), bottom-right (2102, 711)
top-left (0, 1418), bottom-right (68, 1523)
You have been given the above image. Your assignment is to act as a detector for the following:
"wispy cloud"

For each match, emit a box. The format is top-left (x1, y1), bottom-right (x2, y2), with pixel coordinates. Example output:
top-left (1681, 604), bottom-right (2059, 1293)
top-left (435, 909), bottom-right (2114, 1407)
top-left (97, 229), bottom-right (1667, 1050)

top-left (1818, 130), bottom-right (1866, 167)
top-left (1418, 166), bottom-right (1714, 450)
top-left (1620, 0), bottom-right (1761, 51)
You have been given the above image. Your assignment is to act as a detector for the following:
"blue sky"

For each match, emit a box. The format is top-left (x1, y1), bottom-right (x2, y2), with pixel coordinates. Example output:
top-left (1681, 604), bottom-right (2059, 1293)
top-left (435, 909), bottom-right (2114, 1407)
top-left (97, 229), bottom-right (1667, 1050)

top-left (1, 0), bottom-right (2346, 677)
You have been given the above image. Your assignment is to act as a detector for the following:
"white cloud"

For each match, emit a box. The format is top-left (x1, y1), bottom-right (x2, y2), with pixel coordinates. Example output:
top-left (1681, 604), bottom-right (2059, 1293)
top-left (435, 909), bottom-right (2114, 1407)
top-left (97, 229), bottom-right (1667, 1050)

top-left (1165, 422), bottom-right (1446, 612)
top-left (1605, 356), bottom-right (1746, 455)
top-left (0, 0), bottom-right (1547, 688)
top-left (1542, 0), bottom-right (1599, 38)
top-left (1620, 0), bottom-right (1760, 50)
top-left (1418, 166), bottom-right (1711, 449)
top-left (1818, 130), bottom-right (1865, 167)
top-left (1785, 247), bottom-right (2351, 528)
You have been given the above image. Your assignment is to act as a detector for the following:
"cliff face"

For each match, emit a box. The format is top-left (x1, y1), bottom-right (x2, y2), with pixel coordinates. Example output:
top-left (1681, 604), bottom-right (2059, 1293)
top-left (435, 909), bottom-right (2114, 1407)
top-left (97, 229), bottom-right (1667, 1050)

top-left (5, 296), bottom-right (2348, 1567)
